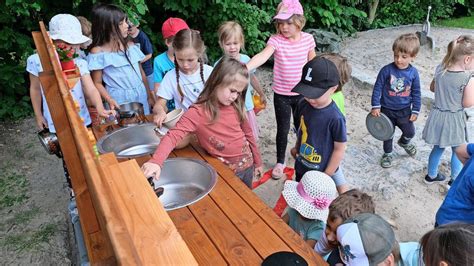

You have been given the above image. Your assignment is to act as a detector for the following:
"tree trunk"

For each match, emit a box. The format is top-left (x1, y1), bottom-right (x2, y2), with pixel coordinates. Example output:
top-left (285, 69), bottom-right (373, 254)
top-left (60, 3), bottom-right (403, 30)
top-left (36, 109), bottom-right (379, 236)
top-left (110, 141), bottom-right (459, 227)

top-left (368, 0), bottom-right (379, 25)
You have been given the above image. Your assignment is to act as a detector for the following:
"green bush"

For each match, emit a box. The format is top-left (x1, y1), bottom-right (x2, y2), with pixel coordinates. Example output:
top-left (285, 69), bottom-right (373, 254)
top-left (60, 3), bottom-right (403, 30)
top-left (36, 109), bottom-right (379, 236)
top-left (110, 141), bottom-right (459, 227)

top-left (0, 0), bottom-right (469, 121)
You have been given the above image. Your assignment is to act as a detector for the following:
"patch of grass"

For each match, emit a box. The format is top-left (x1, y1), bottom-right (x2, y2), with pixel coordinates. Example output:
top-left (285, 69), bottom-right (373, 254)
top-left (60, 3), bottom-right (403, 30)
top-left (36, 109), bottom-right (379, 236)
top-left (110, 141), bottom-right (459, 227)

top-left (435, 16), bottom-right (474, 29)
top-left (12, 207), bottom-right (40, 225)
top-left (3, 223), bottom-right (57, 251)
top-left (0, 169), bottom-right (29, 209)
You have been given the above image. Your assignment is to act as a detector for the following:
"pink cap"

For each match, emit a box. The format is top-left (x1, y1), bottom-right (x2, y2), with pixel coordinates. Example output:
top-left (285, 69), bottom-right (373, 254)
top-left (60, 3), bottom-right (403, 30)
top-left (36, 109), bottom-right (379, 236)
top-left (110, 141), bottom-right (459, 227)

top-left (273, 0), bottom-right (304, 20)
top-left (162, 17), bottom-right (189, 39)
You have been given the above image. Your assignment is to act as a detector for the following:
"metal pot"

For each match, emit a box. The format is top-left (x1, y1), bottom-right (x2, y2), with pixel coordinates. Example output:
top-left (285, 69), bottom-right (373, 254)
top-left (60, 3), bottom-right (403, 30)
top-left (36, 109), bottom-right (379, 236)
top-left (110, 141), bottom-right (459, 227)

top-left (117, 102), bottom-right (146, 127)
top-left (37, 128), bottom-right (61, 157)
top-left (118, 102), bottom-right (144, 118)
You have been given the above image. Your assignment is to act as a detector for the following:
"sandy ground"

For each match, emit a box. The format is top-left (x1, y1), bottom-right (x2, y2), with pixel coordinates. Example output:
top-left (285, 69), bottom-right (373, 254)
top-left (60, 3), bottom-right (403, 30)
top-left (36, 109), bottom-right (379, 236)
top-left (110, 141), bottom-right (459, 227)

top-left (1, 25), bottom-right (473, 264)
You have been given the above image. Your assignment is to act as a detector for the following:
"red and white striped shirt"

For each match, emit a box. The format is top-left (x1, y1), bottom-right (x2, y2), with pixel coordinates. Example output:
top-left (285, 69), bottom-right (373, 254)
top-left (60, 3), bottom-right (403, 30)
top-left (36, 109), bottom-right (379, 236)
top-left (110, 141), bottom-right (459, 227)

top-left (267, 32), bottom-right (316, 96)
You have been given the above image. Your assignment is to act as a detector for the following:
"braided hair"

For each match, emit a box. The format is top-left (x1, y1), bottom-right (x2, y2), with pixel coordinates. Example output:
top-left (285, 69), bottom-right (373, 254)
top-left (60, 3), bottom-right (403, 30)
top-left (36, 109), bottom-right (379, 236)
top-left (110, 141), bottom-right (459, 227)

top-left (172, 29), bottom-right (206, 102)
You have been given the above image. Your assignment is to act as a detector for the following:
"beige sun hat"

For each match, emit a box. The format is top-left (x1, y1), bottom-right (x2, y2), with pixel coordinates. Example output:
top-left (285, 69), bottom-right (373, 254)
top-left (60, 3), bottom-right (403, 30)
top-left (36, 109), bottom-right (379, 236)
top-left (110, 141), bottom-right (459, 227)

top-left (49, 14), bottom-right (90, 45)
top-left (282, 170), bottom-right (337, 220)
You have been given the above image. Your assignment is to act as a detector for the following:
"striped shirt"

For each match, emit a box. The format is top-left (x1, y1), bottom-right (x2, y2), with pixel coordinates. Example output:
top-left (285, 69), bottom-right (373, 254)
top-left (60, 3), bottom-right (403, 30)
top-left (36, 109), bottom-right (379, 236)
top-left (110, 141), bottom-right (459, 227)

top-left (267, 32), bottom-right (316, 95)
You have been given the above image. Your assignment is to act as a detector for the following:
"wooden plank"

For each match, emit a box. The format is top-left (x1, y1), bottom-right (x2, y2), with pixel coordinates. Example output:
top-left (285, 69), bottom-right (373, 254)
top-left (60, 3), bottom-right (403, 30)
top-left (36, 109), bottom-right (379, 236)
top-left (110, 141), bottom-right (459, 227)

top-left (168, 208), bottom-right (227, 265)
top-left (32, 28), bottom-right (115, 263)
top-left (189, 145), bottom-right (326, 265)
top-left (104, 160), bottom-right (197, 265)
top-left (173, 148), bottom-right (292, 258)
top-left (187, 192), bottom-right (262, 264)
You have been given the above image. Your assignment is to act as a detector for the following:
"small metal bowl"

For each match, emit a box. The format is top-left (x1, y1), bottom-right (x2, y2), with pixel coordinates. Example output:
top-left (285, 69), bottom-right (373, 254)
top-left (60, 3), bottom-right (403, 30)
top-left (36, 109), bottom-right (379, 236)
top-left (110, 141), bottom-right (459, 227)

top-left (37, 128), bottom-right (61, 156)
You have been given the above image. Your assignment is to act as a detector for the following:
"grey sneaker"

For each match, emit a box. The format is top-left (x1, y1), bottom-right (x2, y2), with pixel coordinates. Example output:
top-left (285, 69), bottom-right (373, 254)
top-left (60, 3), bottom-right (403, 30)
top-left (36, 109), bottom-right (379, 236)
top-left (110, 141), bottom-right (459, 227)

top-left (424, 173), bottom-right (447, 184)
top-left (380, 153), bottom-right (393, 168)
top-left (398, 139), bottom-right (417, 156)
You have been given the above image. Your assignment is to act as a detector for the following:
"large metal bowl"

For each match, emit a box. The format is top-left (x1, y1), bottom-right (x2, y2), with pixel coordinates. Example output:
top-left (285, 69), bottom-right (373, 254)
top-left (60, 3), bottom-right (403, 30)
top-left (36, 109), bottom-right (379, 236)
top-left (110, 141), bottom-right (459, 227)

top-left (153, 158), bottom-right (217, 211)
top-left (96, 123), bottom-right (160, 158)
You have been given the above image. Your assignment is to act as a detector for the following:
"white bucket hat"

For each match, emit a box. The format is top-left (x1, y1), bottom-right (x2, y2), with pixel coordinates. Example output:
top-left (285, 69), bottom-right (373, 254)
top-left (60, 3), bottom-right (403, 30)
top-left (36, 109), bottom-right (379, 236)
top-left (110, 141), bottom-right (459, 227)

top-left (282, 171), bottom-right (337, 220)
top-left (49, 14), bottom-right (90, 45)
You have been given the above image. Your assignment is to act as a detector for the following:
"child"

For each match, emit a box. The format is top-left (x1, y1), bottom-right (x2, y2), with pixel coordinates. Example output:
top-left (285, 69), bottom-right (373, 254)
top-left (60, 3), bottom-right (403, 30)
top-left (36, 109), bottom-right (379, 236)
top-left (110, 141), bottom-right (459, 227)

top-left (337, 213), bottom-right (396, 265)
top-left (291, 57), bottom-right (348, 194)
top-left (247, 0), bottom-right (316, 179)
top-left (142, 57), bottom-right (263, 188)
top-left (319, 53), bottom-right (352, 116)
top-left (371, 33), bottom-right (421, 168)
top-left (152, 29), bottom-right (213, 126)
top-left (314, 189), bottom-right (375, 258)
top-left (436, 143), bottom-right (474, 226)
top-left (422, 35), bottom-right (474, 184)
top-left (76, 16), bottom-right (92, 58)
top-left (282, 171), bottom-right (338, 248)
top-left (88, 4), bottom-right (154, 114)
top-left (28, 14), bottom-right (111, 133)
top-left (153, 17), bottom-right (189, 112)
top-left (216, 21), bottom-right (266, 139)
top-left (27, 14), bottom-right (113, 193)
top-left (420, 223), bottom-right (474, 266)
top-left (128, 19), bottom-right (154, 93)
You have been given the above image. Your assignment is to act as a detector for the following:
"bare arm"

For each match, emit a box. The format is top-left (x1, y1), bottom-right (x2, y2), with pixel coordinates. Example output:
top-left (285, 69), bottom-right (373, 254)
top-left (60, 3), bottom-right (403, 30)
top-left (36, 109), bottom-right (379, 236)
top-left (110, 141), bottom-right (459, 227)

top-left (141, 53), bottom-right (152, 63)
top-left (246, 46), bottom-right (275, 71)
top-left (306, 239), bottom-right (317, 249)
top-left (250, 74), bottom-right (266, 105)
top-left (139, 64), bottom-right (155, 107)
top-left (308, 49), bottom-right (316, 61)
top-left (90, 69), bottom-right (120, 110)
top-left (29, 74), bottom-right (47, 130)
top-left (81, 74), bottom-right (115, 118)
top-left (152, 98), bottom-right (168, 126)
top-left (462, 77), bottom-right (474, 108)
top-left (324, 141), bottom-right (346, 177)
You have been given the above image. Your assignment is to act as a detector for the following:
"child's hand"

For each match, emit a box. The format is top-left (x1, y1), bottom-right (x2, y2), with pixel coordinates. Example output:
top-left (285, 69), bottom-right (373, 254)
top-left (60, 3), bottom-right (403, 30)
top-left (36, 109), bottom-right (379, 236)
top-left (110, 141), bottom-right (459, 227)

top-left (35, 116), bottom-right (48, 130)
top-left (409, 114), bottom-right (418, 122)
top-left (148, 97), bottom-right (156, 109)
top-left (97, 107), bottom-right (116, 119)
top-left (259, 93), bottom-right (267, 105)
top-left (254, 166), bottom-right (263, 180)
top-left (107, 98), bottom-right (121, 110)
top-left (153, 111), bottom-right (167, 127)
top-left (141, 162), bottom-right (162, 181)
top-left (370, 108), bottom-right (380, 117)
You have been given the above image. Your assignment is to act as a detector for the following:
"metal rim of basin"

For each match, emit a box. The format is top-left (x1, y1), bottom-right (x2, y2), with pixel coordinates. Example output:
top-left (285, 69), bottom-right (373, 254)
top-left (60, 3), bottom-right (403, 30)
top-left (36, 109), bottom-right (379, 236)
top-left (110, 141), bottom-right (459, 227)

top-left (155, 158), bottom-right (218, 211)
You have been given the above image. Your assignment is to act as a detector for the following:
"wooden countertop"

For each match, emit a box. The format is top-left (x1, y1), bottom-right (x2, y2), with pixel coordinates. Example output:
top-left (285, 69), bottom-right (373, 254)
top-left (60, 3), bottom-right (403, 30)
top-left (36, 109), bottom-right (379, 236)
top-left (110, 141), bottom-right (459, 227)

top-left (93, 124), bottom-right (326, 265)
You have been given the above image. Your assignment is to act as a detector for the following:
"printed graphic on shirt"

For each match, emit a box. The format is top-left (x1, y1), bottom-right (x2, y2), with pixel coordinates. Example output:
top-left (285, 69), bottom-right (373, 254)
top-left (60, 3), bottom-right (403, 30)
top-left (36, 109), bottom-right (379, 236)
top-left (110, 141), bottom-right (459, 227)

top-left (299, 116), bottom-right (322, 164)
top-left (389, 75), bottom-right (411, 96)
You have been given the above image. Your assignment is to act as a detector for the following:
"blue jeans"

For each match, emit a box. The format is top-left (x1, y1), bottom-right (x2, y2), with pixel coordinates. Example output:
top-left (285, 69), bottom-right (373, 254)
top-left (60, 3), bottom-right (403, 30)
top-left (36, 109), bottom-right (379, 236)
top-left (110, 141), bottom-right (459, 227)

top-left (428, 145), bottom-right (462, 180)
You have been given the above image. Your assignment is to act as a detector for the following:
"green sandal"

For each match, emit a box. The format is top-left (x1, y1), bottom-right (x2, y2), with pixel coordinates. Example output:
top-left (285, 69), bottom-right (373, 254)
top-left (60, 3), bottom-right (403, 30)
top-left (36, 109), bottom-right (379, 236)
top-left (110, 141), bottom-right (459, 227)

top-left (381, 153), bottom-right (393, 168)
top-left (398, 139), bottom-right (417, 156)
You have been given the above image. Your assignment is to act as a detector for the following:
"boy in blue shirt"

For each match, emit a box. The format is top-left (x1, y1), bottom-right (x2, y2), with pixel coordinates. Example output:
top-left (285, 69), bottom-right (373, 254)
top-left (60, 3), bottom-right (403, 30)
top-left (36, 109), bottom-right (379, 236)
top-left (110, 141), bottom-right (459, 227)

top-left (371, 33), bottom-right (421, 168)
top-left (152, 17), bottom-right (189, 112)
top-left (292, 57), bottom-right (348, 194)
top-left (128, 21), bottom-right (154, 93)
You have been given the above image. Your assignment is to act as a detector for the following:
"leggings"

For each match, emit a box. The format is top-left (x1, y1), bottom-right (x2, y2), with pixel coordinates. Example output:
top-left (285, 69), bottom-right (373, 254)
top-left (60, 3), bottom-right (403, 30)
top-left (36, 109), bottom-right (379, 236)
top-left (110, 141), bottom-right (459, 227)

top-left (428, 145), bottom-right (462, 179)
top-left (274, 93), bottom-right (303, 164)
top-left (382, 107), bottom-right (415, 153)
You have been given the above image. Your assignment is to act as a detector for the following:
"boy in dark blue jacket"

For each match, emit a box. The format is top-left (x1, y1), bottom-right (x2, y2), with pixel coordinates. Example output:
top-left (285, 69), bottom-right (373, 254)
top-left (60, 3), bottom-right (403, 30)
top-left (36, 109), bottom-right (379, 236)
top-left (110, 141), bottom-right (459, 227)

top-left (371, 33), bottom-right (421, 168)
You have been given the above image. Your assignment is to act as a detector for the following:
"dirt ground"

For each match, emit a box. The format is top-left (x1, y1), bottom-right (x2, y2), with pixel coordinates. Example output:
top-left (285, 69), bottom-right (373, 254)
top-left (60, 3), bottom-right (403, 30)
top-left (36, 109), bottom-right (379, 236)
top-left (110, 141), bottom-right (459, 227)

top-left (1, 25), bottom-right (473, 264)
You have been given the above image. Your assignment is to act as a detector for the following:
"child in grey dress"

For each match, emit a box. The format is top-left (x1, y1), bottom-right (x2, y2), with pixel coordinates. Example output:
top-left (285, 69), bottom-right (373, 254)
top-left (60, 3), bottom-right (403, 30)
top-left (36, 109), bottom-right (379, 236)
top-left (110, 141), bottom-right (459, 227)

top-left (422, 35), bottom-right (474, 185)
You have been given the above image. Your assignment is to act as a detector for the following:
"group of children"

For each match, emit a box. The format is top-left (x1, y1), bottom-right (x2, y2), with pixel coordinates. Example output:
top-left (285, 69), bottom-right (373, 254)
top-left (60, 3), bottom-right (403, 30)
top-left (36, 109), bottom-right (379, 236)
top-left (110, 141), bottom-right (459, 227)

top-left (28, 0), bottom-right (474, 264)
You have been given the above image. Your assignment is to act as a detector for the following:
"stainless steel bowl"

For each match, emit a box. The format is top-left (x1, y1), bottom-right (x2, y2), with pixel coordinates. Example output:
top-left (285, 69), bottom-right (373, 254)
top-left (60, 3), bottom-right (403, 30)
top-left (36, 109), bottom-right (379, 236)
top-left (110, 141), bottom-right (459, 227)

top-left (153, 158), bottom-right (217, 211)
top-left (96, 123), bottom-right (160, 158)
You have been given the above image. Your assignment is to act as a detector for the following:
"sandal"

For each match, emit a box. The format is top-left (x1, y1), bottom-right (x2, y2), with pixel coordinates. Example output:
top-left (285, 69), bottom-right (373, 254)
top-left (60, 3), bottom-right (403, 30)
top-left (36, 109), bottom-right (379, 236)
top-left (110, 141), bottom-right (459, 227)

top-left (398, 139), bottom-right (417, 156)
top-left (271, 163), bottom-right (285, 180)
top-left (380, 153), bottom-right (393, 168)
